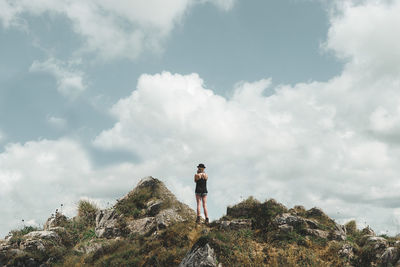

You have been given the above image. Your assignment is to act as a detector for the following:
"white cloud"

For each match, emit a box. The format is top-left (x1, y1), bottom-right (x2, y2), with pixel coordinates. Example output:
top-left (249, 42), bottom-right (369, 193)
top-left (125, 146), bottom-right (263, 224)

top-left (323, 0), bottom-right (400, 77)
top-left (29, 57), bottom-right (86, 98)
top-left (0, 0), bottom-right (236, 60)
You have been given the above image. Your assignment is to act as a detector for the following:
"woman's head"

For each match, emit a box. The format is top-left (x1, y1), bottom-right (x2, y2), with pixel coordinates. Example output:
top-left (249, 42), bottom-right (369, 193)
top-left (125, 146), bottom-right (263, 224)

top-left (197, 163), bottom-right (206, 171)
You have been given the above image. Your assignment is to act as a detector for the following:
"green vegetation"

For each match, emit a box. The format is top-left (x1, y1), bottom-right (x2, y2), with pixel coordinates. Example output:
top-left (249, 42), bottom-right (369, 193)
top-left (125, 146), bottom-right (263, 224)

top-left (77, 200), bottom-right (99, 227)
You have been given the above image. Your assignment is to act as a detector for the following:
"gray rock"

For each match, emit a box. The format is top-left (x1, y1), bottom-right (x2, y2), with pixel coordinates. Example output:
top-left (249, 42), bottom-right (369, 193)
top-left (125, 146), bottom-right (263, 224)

top-left (274, 213), bottom-right (305, 227)
top-left (179, 242), bottom-right (219, 267)
top-left (75, 241), bottom-right (105, 254)
top-left (306, 207), bottom-right (326, 218)
top-left (127, 217), bottom-right (156, 236)
top-left (146, 200), bottom-right (163, 216)
top-left (43, 213), bottom-right (68, 230)
top-left (155, 208), bottom-right (184, 229)
top-left (338, 243), bottom-right (355, 260)
top-left (380, 247), bottom-right (400, 266)
top-left (278, 224), bottom-right (294, 233)
top-left (361, 226), bottom-right (375, 236)
top-left (24, 230), bottom-right (59, 241)
top-left (305, 228), bottom-right (329, 239)
top-left (19, 230), bottom-right (61, 253)
top-left (330, 223), bottom-right (347, 241)
top-left (95, 209), bottom-right (122, 238)
top-left (365, 236), bottom-right (388, 250)
top-left (20, 239), bottom-right (46, 252)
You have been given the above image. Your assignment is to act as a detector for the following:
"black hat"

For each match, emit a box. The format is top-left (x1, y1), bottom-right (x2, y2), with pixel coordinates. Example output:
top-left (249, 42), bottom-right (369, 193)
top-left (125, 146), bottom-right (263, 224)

top-left (197, 163), bottom-right (206, 168)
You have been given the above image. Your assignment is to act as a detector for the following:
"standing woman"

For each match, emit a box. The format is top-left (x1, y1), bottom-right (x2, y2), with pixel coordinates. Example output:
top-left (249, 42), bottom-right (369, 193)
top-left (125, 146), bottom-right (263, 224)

top-left (194, 163), bottom-right (209, 225)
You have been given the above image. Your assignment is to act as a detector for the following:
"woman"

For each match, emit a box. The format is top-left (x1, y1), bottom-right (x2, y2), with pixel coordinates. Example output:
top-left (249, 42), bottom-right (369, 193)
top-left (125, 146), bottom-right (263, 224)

top-left (194, 163), bottom-right (209, 225)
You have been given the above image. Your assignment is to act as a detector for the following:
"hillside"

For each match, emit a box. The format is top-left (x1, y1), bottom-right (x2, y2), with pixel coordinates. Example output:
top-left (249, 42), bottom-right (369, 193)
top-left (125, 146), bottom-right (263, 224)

top-left (1, 176), bottom-right (400, 266)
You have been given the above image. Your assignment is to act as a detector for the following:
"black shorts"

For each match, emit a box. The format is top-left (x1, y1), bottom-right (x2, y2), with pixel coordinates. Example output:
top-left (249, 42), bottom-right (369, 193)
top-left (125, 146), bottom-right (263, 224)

top-left (196, 192), bottom-right (207, 197)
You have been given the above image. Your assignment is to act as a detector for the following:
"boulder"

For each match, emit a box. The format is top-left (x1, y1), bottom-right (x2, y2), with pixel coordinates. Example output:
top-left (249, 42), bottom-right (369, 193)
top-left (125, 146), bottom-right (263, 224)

top-left (44, 213), bottom-right (68, 230)
top-left (146, 199), bottom-right (163, 216)
top-left (24, 230), bottom-right (59, 241)
top-left (305, 229), bottom-right (329, 239)
top-left (19, 230), bottom-right (61, 252)
top-left (155, 208), bottom-right (184, 229)
top-left (274, 213), bottom-right (306, 228)
top-left (95, 209), bottom-right (122, 238)
top-left (179, 242), bottom-right (220, 267)
top-left (306, 207), bottom-right (326, 218)
top-left (361, 226), bottom-right (375, 236)
top-left (126, 217), bottom-right (157, 236)
top-left (338, 243), bottom-right (355, 260)
top-left (75, 241), bottom-right (105, 254)
top-left (278, 224), bottom-right (294, 233)
top-left (362, 236), bottom-right (388, 249)
top-left (380, 247), bottom-right (400, 266)
top-left (329, 223), bottom-right (347, 241)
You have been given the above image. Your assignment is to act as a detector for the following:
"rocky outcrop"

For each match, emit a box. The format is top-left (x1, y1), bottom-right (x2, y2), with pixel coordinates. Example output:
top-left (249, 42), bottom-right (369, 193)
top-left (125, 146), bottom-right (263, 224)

top-left (95, 209), bottom-right (123, 238)
top-left (94, 176), bottom-right (196, 239)
top-left (44, 212), bottom-right (68, 230)
top-left (380, 247), bottom-right (400, 266)
top-left (179, 241), bottom-right (220, 267)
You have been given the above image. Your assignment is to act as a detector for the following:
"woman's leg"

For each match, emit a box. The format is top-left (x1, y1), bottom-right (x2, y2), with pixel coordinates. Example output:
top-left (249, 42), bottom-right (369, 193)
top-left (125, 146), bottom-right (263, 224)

top-left (201, 195), bottom-right (208, 219)
top-left (196, 194), bottom-right (202, 216)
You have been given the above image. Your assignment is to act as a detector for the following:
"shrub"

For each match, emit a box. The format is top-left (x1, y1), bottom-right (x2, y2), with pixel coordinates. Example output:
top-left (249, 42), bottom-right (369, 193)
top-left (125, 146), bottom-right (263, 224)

top-left (115, 187), bottom-right (152, 218)
top-left (345, 220), bottom-right (357, 235)
top-left (77, 200), bottom-right (99, 227)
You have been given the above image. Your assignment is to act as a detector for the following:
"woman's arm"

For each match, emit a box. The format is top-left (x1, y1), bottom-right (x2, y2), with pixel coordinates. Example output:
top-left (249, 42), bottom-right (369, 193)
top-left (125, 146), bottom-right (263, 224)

top-left (194, 174), bottom-right (199, 182)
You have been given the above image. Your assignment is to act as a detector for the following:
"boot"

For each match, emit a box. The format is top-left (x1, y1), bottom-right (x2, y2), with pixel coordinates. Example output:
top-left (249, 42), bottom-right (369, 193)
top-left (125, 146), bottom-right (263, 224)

top-left (205, 217), bottom-right (209, 225)
top-left (196, 216), bottom-right (200, 223)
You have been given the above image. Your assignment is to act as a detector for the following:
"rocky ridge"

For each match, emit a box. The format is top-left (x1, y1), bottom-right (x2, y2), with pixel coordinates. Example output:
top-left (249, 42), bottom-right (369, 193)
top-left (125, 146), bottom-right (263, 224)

top-left (1, 177), bottom-right (400, 266)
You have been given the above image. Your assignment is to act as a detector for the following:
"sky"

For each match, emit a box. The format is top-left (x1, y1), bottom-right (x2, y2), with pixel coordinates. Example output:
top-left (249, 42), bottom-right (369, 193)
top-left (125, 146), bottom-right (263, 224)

top-left (1, 0), bottom-right (400, 237)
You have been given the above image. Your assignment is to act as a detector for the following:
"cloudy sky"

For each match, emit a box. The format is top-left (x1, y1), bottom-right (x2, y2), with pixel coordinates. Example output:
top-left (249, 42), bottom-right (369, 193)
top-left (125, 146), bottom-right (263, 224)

top-left (1, 0), bottom-right (400, 237)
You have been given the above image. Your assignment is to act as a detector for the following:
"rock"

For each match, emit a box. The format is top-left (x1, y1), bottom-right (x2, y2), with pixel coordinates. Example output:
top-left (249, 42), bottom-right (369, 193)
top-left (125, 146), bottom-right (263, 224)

top-left (24, 230), bottom-right (59, 241)
top-left (146, 199), bottom-right (163, 216)
top-left (338, 243), bottom-right (355, 260)
top-left (361, 226), bottom-right (375, 236)
top-left (179, 242), bottom-right (219, 267)
top-left (380, 247), bottom-right (400, 266)
top-left (364, 236), bottom-right (388, 250)
top-left (330, 223), bottom-right (347, 241)
top-left (274, 213), bottom-right (305, 228)
top-left (306, 207), bottom-right (326, 218)
top-left (289, 205), bottom-right (306, 215)
top-left (44, 213), bottom-right (68, 230)
top-left (278, 224), bottom-right (294, 233)
top-left (75, 241), bottom-right (105, 254)
top-left (19, 230), bottom-right (61, 253)
top-left (305, 229), bottom-right (329, 239)
top-left (20, 238), bottom-right (46, 252)
top-left (126, 217), bottom-right (156, 236)
top-left (95, 209), bottom-right (122, 238)
top-left (155, 208), bottom-right (184, 229)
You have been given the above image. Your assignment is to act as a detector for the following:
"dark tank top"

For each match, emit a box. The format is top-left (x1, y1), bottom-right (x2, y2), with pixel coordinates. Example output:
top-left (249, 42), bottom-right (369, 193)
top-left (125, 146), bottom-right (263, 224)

top-left (195, 174), bottom-right (208, 193)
